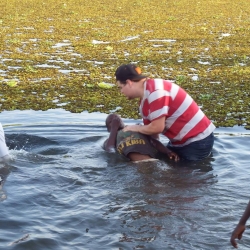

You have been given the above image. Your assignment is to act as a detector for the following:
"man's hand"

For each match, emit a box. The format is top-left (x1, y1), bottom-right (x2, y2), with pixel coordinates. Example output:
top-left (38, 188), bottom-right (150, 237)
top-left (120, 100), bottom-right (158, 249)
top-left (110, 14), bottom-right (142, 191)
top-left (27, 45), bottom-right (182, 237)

top-left (123, 124), bottom-right (140, 132)
top-left (150, 138), bottom-right (179, 162)
top-left (166, 150), bottom-right (180, 162)
top-left (230, 224), bottom-right (246, 248)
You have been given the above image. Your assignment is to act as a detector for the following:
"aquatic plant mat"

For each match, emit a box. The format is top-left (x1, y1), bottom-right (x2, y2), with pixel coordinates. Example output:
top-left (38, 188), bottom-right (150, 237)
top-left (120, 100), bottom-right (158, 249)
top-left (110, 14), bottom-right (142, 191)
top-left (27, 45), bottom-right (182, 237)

top-left (1, 0), bottom-right (250, 129)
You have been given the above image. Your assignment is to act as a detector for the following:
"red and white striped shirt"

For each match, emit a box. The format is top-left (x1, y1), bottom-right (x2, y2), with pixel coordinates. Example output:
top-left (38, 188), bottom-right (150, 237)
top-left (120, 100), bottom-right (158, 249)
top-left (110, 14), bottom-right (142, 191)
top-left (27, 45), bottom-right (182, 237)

top-left (139, 79), bottom-right (215, 146)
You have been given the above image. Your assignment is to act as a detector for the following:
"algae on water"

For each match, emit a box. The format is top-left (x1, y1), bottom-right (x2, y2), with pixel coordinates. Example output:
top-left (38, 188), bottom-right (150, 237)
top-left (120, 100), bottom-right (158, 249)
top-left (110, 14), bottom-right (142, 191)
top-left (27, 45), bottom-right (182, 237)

top-left (0, 0), bottom-right (250, 129)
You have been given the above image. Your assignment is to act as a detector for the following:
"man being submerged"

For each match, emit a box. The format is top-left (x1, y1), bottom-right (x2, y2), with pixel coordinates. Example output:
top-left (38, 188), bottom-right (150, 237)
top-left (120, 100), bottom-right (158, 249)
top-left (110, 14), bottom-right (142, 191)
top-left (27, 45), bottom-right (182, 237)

top-left (103, 113), bottom-right (179, 162)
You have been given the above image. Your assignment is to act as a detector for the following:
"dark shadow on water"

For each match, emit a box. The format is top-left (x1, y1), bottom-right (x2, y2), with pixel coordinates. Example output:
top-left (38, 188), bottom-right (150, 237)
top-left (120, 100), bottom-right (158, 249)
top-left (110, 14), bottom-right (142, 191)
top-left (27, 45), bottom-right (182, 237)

top-left (74, 135), bottom-right (105, 144)
top-left (6, 133), bottom-right (68, 155)
top-left (6, 133), bottom-right (59, 150)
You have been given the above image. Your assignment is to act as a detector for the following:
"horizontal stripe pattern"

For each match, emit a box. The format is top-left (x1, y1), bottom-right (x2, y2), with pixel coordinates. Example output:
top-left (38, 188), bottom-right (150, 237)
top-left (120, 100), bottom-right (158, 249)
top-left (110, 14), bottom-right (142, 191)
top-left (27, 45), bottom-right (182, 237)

top-left (140, 79), bottom-right (215, 146)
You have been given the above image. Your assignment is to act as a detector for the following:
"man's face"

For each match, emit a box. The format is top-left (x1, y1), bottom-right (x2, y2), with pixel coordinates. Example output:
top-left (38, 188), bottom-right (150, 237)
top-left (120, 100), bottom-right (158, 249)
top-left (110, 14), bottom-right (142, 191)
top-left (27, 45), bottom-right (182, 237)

top-left (117, 80), bottom-right (134, 100)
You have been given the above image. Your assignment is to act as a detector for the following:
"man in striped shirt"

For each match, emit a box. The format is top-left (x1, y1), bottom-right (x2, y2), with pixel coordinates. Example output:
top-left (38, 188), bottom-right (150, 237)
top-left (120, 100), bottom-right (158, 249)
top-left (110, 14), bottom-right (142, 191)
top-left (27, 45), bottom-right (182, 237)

top-left (115, 64), bottom-right (215, 161)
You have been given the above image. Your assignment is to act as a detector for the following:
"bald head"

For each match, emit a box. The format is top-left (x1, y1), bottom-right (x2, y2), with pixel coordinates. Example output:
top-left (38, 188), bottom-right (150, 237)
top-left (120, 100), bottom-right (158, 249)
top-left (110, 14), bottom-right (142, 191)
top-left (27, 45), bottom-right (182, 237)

top-left (105, 114), bottom-right (124, 132)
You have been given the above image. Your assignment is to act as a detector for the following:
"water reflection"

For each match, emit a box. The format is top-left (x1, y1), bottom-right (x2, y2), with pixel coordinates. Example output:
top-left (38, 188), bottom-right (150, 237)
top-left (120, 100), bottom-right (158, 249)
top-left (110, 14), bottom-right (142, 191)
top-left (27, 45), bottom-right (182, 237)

top-left (103, 155), bottom-right (217, 247)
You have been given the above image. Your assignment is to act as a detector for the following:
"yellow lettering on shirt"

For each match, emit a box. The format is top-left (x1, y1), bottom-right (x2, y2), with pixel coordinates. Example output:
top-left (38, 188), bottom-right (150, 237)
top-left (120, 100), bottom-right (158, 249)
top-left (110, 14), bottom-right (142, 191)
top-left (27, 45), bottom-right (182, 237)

top-left (117, 142), bottom-right (125, 154)
top-left (117, 138), bottom-right (146, 154)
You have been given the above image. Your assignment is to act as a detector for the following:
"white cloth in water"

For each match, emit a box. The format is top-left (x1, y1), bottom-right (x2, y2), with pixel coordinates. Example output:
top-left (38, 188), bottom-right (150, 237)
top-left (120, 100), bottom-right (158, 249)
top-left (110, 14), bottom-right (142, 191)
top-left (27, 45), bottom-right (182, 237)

top-left (0, 123), bottom-right (9, 158)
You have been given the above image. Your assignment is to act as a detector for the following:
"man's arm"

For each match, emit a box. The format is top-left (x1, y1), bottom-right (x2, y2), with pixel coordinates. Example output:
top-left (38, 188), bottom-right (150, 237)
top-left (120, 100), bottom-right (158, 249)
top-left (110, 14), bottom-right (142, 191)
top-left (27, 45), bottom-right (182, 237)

top-left (230, 200), bottom-right (250, 248)
top-left (123, 116), bottom-right (165, 135)
top-left (150, 137), bottom-right (179, 162)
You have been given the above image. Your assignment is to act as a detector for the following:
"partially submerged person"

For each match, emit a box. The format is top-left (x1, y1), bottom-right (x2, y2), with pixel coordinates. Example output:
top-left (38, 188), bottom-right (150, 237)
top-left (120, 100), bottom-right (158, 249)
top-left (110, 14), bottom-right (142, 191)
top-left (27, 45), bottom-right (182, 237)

top-left (231, 200), bottom-right (250, 248)
top-left (103, 113), bottom-right (179, 162)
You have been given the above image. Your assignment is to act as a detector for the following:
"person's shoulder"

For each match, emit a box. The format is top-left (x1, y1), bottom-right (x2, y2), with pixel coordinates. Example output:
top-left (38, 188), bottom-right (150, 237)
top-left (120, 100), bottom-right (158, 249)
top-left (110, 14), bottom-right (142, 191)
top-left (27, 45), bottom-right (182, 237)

top-left (118, 130), bottom-right (146, 138)
top-left (146, 79), bottom-right (173, 90)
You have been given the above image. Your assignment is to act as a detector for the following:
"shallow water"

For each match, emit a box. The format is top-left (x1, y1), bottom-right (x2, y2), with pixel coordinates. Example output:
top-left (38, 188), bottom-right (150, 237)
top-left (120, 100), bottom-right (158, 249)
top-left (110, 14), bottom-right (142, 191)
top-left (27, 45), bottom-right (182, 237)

top-left (0, 109), bottom-right (250, 250)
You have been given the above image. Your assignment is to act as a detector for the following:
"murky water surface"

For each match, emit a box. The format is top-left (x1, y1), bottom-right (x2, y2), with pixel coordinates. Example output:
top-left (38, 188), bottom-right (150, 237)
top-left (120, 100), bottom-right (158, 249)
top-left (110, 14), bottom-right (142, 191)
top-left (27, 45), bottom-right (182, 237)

top-left (0, 109), bottom-right (250, 250)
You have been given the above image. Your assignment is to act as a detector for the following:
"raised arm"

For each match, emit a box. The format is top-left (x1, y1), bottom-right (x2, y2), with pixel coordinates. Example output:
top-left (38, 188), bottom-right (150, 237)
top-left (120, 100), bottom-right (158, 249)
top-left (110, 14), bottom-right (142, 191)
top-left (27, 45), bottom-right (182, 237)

top-left (103, 115), bottom-right (123, 152)
top-left (231, 200), bottom-right (250, 248)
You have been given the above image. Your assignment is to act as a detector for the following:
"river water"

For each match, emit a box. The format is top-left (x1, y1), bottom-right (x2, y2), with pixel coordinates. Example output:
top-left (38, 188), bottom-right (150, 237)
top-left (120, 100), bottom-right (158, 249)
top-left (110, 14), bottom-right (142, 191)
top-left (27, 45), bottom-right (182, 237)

top-left (0, 109), bottom-right (249, 250)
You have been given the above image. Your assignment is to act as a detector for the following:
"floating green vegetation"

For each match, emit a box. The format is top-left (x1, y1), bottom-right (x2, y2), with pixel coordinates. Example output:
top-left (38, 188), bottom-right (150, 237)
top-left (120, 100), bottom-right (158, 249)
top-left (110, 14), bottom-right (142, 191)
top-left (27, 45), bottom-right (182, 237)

top-left (6, 80), bottom-right (18, 87)
top-left (0, 0), bottom-right (250, 129)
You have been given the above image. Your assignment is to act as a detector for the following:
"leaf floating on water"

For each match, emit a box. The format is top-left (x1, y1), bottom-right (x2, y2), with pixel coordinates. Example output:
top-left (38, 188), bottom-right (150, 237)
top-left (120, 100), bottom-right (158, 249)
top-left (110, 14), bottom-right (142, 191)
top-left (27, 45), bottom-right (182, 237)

top-left (86, 84), bottom-right (94, 88)
top-left (98, 82), bottom-right (113, 89)
top-left (6, 80), bottom-right (18, 87)
top-left (105, 46), bottom-right (113, 51)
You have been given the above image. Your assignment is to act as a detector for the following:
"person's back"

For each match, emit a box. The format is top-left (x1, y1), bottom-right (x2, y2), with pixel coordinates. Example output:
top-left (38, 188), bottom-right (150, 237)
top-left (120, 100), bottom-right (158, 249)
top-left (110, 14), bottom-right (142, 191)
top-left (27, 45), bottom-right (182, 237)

top-left (116, 129), bottom-right (158, 161)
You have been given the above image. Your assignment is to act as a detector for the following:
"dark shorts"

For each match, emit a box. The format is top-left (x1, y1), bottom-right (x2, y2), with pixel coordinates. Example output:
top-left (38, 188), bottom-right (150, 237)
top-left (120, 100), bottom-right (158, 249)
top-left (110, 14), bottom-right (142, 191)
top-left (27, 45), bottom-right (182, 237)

top-left (167, 133), bottom-right (214, 161)
top-left (116, 130), bottom-right (158, 159)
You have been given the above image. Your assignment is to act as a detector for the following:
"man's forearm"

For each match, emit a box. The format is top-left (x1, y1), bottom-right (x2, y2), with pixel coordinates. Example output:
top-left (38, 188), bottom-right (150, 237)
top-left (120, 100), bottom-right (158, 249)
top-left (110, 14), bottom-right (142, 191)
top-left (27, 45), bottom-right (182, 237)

top-left (239, 201), bottom-right (250, 225)
top-left (138, 123), bottom-right (163, 135)
top-left (123, 116), bottom-right (165, 136)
